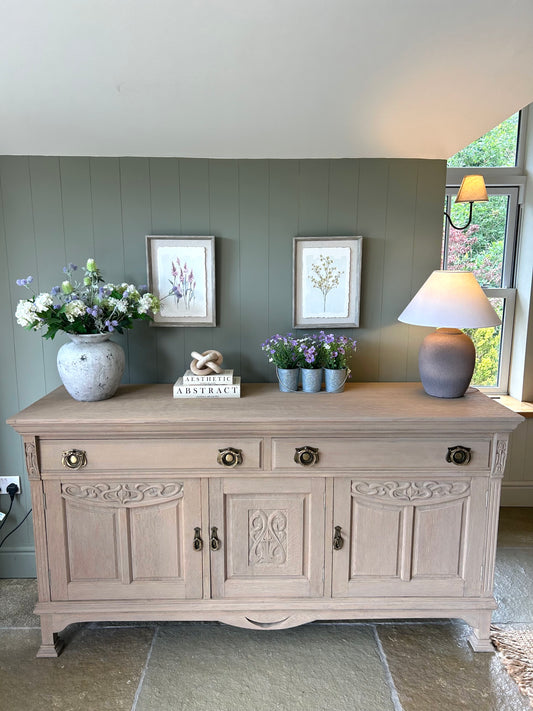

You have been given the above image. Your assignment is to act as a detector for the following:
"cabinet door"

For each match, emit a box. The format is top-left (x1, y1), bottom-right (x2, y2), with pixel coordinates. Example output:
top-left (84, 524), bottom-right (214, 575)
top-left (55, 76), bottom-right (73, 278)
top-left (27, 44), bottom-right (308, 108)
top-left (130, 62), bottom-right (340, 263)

top-left (332, 476), bottom-right (487, 598)
top-left (45, 478), bottom-right (203, 600)
top-left (210, 478), bottom-right (325, 599)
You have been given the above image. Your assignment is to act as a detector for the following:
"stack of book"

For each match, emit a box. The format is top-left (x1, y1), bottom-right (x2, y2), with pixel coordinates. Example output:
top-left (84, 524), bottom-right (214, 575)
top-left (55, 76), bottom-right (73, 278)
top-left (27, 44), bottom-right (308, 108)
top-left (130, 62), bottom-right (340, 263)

top-left (173, 369), bottom-right (241, 398)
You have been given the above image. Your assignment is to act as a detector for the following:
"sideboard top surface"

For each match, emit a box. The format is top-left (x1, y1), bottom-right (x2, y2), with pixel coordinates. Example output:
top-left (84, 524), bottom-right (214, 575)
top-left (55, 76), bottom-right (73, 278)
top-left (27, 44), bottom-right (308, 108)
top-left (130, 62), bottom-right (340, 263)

top-left (7, 383), bottom-right (523, 436)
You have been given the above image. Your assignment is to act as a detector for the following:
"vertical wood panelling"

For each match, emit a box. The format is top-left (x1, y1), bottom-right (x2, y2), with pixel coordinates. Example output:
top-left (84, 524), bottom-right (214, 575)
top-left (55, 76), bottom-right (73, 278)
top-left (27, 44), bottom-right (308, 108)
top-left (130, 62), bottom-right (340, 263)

top-left (267, 161), bottom-right (299, 343)
top-left (354, 160), bottom-right (389, 381)
top-left (148, 158), bottom-right (184, 382)
top-left (379, 160), bottom-right (419, 381)
top-left (179, 158), bottom-right (213, 365)
top-left (209, 160), bottom-right (241, 375)
top-left (239, 161), bottom-right (270, 382)
top-left (28, 157), bottom-right (65, 393)
top-left (119, 158), bottom-right (157, 383)
top-left (1, 155), bottom-right (455, 575)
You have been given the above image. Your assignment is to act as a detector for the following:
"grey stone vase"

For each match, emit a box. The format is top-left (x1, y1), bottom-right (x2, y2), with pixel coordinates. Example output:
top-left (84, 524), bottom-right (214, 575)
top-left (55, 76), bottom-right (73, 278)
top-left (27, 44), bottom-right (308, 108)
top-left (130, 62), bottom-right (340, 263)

top-left (57, 333), bottom-right (125, 401)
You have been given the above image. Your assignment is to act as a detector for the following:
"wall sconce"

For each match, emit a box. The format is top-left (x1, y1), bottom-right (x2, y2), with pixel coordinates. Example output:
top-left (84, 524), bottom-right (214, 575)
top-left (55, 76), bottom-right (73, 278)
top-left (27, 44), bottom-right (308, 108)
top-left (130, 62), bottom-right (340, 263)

top-left (444, 175), bottom-right (488, 230)
top-left (398, 270), bottom-right (500, 398)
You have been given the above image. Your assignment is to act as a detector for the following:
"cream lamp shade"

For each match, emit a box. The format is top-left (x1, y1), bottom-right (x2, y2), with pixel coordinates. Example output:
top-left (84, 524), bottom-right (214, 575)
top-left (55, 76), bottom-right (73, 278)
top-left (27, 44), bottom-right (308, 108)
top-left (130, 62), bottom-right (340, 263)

top-left (455, 175), bottom-right (488, 204)
top-left (398, 270), bottom-right (500, 329)
top-left (398, 270), bottom-right (500, 398)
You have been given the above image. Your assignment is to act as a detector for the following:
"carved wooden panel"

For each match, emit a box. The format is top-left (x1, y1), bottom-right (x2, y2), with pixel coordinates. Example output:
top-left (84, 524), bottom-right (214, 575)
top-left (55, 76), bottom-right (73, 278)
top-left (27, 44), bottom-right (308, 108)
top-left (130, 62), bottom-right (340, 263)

top-left (210, 477), bottom-right (325, 599)
top-left (45, 479), bottom-right (202, 601)
top-left (333, 477), bottom-right (476, 598)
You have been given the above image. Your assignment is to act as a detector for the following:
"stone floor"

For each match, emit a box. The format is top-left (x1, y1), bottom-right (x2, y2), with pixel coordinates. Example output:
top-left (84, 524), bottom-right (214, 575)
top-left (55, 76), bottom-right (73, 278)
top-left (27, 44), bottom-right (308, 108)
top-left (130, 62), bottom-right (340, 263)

top-left (0, 508), bottom-right (532, 711)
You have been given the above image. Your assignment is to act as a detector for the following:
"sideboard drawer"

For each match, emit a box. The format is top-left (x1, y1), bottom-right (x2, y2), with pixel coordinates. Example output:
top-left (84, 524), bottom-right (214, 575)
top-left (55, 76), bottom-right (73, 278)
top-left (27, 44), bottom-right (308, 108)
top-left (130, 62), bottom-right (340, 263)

top-left (272, 437), bottom-right (491, 471)
top-left (40, 438), bottom-right (263, 473)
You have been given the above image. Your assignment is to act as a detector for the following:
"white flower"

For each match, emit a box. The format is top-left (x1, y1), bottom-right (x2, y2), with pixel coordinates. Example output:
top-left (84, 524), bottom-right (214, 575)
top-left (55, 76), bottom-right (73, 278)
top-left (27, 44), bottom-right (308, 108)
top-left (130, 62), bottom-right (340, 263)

top-left (115, 299), bottom-right (129, 314)
top-left (137, 293), bottom-right (157, 315)
top-left (64, 299), bottom-right (86, 322)
top-left (15, 299), bottom-right (37, 327)
top-left (34, 292), bottom-right (53, 313)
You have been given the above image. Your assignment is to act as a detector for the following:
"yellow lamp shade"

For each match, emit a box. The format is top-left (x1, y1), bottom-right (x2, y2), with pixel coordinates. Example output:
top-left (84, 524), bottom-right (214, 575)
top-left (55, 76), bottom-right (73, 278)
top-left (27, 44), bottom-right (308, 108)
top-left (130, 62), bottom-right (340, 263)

top-left (455, 175), bottom-right (488, 203)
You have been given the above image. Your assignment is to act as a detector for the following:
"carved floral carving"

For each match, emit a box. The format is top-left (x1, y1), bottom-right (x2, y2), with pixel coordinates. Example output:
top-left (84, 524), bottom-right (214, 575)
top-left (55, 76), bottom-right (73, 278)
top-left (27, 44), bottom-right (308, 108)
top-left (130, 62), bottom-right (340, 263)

top-left (24, 441), bottom-right (40, 478)
top-left (249, 509), bottom-right (288, 565)
top-left (351, 480), bottom-right (470, 502)
top-left (62, 482), bottom-right (184, 506)
top-left (494, 440), bottom-right (508, 476)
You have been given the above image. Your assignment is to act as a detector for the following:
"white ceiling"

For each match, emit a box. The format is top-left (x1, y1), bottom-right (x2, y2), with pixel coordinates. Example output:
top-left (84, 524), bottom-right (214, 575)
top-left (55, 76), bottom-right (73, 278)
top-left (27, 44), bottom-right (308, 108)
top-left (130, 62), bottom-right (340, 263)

top-left (1, 0), bottom-right (533, 159)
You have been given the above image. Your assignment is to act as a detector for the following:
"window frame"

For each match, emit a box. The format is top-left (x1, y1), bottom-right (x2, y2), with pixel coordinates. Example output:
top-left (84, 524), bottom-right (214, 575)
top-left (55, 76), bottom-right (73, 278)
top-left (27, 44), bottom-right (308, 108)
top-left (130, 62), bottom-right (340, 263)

top-left (443, 108), bottom-right (526, 395)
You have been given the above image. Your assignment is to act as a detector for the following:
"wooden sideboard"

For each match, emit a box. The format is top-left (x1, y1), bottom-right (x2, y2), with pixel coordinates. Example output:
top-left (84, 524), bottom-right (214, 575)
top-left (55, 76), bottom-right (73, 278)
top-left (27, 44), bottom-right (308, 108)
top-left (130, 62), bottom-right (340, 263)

top-left (8, 382), bottom-right (523, 657)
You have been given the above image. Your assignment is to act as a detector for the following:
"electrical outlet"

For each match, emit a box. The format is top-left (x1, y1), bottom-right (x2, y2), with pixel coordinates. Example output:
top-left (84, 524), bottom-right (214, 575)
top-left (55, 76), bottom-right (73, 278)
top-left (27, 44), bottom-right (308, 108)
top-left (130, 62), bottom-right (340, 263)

top-left (0, 476), bottom-right (21, 495)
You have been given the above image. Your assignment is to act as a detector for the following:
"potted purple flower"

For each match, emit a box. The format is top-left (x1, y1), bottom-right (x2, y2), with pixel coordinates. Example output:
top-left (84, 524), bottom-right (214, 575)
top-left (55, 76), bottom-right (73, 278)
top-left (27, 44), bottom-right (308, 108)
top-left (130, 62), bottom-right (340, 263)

top-left (317, 331), bottom-right (357, 393)
top-left (296, 335), bottom-right (323, 393)
top-left (261, 333), bottom-right (300, 391)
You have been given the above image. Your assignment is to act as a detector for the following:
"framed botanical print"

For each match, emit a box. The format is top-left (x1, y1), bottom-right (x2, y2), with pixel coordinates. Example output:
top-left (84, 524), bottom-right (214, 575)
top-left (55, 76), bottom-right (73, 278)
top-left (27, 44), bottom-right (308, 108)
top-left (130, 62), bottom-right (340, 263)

top-left (293, 236), bottom-right (362, 328)
top-left (146, 236), bottom-right (216, 327)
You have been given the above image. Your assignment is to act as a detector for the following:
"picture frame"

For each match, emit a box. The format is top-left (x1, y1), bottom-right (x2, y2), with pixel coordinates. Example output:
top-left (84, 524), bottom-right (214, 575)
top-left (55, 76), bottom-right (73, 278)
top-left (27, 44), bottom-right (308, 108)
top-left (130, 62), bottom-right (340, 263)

top-left (293, 236), bottom-right (362, 328)
top-left (146, 236), bottom-right (216, 327)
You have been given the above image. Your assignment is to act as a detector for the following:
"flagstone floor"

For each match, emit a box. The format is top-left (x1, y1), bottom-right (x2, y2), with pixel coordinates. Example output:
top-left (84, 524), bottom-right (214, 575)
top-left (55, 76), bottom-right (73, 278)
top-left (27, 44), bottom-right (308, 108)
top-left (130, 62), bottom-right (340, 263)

top-left (1, 507), bottom-right (532, 711)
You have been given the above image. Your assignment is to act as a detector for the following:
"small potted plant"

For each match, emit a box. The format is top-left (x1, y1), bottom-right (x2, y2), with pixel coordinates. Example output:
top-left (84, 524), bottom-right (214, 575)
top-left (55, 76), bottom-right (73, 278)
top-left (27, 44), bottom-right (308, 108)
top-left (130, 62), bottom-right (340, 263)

top-left (261, 333), bottom-right (300, 391)
top-left (15, 259), bottom-right (160, 401)
top-left (317, 331), bottom-right (357, 392)
top-left (296, 335), bottom-right (323, 393)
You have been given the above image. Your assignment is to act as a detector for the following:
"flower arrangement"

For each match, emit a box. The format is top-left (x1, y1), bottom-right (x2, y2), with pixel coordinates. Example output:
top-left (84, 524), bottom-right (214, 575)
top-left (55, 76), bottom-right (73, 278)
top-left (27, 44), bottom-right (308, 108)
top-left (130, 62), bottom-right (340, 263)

top-left (296, 335), bottom-right (321, 369)
top-left (316, 331), bottom-right (357, 371)
top-left (15, 259), bottom-right (160, 340)
top-left (261, 333), bottom-right (300, 369)
top-left (262, 331), bottom-right (357, 370)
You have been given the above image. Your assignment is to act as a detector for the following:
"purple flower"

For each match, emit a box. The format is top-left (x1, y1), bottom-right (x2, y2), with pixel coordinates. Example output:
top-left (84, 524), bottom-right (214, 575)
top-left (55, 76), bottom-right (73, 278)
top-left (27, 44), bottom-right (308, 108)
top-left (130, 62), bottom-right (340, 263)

top-left (51, 285), bottom-right (61, 295)
top-left (105, 319), bottom-right (119, 332)
top-left (16, 276), bottom-right (33, 286)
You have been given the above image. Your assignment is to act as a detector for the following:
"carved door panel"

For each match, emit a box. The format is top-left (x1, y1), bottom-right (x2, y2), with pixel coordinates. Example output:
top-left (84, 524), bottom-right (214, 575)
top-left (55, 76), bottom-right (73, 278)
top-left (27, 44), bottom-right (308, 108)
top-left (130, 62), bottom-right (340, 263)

top-left (44, 478), bottom-right (203, 600)
top-left (332, 476), bottom-right (487, 598)
top-left (210, 478), bottom-right (325, 599)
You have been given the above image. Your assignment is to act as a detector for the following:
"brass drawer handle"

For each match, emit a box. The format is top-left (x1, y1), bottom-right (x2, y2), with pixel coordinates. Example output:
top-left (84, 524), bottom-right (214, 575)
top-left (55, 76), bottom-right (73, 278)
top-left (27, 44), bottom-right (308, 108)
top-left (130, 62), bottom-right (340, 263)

top-left (217, 447), bottom-right (243, 468)
top-left (294, 446), bottom-right (319, 467)
top-left (333, 525), bottom-right (344, 550)
top-left (210, 526), bottom-right (221, 551)
top-left (193, 527), bottom-right (203, 551)
top-left (62, 449), bottom-right (87, 470)
top-left (446, 446), bottom-right (471, 466)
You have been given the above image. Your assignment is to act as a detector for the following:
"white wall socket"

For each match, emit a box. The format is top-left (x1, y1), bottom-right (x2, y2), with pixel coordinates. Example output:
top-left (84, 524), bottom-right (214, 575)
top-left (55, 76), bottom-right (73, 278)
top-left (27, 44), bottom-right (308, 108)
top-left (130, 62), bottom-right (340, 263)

top-left (0, 476), bottom-right (21, 495)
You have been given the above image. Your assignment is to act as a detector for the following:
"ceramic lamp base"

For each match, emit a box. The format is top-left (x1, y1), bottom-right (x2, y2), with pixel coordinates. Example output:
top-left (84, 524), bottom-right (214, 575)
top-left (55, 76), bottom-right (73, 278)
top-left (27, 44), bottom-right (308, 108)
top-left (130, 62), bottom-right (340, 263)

top-left (418, 328), bottom-right (475, 398)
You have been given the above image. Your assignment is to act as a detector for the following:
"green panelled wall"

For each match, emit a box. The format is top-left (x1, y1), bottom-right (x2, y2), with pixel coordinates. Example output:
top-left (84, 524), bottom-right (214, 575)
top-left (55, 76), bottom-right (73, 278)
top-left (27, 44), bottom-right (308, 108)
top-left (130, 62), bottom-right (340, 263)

top-left (0, 156), bottom-right (446, 576)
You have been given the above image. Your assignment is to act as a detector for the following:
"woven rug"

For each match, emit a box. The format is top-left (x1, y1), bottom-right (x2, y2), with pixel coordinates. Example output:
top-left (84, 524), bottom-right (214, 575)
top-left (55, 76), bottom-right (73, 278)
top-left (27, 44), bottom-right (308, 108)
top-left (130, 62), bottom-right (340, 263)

top-left (491, 626), bottom-right (533, 707)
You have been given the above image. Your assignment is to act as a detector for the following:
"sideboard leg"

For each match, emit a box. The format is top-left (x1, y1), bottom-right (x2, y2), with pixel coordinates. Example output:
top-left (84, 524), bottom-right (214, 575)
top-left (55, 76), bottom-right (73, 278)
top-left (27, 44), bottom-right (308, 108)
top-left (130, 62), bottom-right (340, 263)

top-left (36, 617), bottom-right (64, 658)
top-left (467, 612), bottom-right (494, 652)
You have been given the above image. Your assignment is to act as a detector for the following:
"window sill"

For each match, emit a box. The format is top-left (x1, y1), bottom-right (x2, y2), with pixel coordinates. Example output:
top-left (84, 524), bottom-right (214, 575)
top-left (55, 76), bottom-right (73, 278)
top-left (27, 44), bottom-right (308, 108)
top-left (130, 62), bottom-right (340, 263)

top-left (494, 395), bottom-right (533, 418)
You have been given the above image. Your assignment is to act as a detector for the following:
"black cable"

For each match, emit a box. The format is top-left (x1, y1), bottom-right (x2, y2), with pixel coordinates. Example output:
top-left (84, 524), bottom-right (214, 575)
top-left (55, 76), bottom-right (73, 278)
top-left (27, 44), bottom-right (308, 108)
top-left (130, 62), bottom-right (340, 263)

top-left (0, 498), bottom-right (14, 531)
top-left (0, 508), bottom-right (32, 548)
top-left (0, 483), bottom-right (19, 531)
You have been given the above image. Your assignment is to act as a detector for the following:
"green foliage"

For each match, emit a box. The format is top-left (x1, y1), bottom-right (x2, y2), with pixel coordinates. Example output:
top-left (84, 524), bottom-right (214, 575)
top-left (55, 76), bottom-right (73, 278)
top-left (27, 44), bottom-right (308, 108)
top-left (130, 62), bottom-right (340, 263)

top-left (448, 113), bottom-right (519, 168)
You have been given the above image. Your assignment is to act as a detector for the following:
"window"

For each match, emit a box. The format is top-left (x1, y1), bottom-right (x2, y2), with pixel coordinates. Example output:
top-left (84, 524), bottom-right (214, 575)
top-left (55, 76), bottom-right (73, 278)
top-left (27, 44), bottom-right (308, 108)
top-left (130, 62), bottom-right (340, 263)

top-left (442, 111), bottom-right (525, 394)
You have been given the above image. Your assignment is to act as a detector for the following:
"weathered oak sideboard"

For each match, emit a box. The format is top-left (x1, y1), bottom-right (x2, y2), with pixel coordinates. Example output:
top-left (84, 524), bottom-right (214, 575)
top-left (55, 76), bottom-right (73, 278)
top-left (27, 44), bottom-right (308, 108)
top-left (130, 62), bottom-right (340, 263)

top-left (8, 382), bottom-right (523, 656)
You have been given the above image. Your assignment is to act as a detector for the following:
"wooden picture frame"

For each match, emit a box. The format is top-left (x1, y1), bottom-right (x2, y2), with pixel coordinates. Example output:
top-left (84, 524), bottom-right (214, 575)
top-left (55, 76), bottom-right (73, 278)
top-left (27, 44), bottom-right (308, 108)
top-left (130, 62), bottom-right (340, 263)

top-left (146, 236), bottom-right (216, 327)
top-left (293, 236), bottom-right (362, 328)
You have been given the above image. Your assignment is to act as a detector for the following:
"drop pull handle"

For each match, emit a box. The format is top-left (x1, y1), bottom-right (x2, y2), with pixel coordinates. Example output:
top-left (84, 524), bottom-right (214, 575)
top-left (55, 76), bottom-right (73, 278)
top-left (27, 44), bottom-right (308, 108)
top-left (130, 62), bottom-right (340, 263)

top-left (193, 527), bottom-right (203, 551)
top-left (210, 526), bottom-right (221, 551)
top-left (333, 525), bottom-right (344, 550)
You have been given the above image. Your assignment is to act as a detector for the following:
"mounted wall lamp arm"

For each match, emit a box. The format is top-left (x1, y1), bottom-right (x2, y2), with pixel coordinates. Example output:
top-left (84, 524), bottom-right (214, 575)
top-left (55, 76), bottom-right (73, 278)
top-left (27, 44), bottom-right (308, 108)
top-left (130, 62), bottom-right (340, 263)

top-left (444, 175), bottom-right (488, 231)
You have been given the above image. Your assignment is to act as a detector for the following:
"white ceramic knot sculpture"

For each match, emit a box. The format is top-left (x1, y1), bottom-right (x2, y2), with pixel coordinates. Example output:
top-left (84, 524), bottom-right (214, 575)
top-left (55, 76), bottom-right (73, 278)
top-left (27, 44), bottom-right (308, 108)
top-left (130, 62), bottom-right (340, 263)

top-left (190, 350), bottom-right (224, 376)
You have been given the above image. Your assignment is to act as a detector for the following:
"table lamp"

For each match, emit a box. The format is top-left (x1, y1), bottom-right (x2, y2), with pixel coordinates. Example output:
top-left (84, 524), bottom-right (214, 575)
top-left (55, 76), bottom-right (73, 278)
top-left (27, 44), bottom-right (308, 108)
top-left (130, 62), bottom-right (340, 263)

top-left (398, 270), bottom-right (501, 398)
